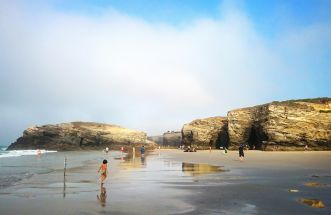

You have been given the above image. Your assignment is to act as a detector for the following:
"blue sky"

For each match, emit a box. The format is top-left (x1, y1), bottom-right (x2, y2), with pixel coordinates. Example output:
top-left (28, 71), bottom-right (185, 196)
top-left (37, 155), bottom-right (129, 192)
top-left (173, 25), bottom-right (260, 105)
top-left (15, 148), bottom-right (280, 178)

top-left (0, 0), bottom-right (330, 145)
top-left (52, 0), bottom-right (331, 28)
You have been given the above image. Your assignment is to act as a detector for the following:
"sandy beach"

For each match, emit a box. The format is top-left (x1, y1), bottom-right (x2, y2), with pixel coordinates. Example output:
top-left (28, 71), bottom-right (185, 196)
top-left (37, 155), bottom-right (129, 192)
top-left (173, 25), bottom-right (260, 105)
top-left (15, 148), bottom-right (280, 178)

top-left (0, 149), bottom-right (330, 215)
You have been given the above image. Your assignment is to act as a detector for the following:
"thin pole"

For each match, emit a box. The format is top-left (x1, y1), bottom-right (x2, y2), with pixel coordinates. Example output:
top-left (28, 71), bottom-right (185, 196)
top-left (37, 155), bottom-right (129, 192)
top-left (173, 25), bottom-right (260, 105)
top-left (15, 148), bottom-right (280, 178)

top-left (64, 156), bottom-right (67, 177)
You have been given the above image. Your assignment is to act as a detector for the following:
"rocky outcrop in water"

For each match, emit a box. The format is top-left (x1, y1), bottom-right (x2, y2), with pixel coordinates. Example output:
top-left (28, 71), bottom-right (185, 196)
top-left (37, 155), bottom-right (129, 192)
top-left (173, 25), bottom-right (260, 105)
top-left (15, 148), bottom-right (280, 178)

top-left (228, 99), bottom-right (331, 150)
top-left (8, 122), bottom-right (155, 150)
top-left (181, 117), bottom-right (228, 149)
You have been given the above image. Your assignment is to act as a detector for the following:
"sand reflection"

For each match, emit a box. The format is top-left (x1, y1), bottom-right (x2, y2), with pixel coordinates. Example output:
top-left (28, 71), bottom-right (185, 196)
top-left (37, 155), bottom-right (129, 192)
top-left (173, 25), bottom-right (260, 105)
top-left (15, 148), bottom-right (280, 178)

top-left (97, 184), bottom-right (107, 207)
top-left (120, 155), bottom-right (147, 170)
top-left (182, 163), bottom-right (223, 176)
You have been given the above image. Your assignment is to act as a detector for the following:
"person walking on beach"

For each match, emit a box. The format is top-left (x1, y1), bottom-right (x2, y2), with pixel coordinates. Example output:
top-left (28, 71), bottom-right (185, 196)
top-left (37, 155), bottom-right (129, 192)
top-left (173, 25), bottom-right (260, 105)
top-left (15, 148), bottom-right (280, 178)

top-left (98, 159), bottom-right (108, 185)
top-left (239, 144), bottom-right (244, 161)
top-left (304, 144), bottom-right (308, 151)
top-left (140, 145), bottom-right (145, 157)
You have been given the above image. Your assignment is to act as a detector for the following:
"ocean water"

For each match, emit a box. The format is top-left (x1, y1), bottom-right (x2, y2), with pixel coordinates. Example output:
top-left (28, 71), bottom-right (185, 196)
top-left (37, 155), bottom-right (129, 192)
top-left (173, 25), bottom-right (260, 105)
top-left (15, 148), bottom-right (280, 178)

top-left (0, 146), bottom-right (120, 189)
top-left (0, 146), bottom-right (56, 158)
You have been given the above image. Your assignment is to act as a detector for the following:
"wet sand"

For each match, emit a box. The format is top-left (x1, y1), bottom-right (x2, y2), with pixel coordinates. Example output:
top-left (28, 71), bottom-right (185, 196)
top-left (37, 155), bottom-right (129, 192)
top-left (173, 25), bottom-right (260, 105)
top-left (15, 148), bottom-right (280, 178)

top-left (163, 149), bottom-right (331, 214)
top-left (0, 149), bottom-right (330, 215)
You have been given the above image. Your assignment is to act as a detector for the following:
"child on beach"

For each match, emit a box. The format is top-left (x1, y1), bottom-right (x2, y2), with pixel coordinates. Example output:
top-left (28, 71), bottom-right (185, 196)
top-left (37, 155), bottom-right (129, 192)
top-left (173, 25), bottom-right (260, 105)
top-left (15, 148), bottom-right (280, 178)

top-left (98, 159), bottom-right (108, 184)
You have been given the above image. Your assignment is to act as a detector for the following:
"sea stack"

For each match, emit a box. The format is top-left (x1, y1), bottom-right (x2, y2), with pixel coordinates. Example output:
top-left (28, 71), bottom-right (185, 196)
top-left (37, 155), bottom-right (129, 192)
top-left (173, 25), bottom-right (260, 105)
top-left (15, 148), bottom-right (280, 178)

top-left (228, 99), bottom-right (331, 150)
top-left (8, 122), bottom-right (155, 150)
top-left (181, 116), bottom-right (228, 149)
top-left (181, 98), bottom-right (331, 150)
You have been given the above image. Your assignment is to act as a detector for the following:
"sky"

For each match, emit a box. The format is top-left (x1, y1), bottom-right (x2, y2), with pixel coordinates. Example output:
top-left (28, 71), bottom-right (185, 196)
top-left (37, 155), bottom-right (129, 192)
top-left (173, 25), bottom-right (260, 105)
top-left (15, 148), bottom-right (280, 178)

top-left (0, 0), bottom-right (330, 145)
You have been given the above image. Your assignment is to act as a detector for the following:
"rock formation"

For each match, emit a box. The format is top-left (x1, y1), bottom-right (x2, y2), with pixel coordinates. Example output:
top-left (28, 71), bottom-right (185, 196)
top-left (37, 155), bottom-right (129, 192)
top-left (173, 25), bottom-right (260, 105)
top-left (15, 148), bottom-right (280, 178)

top-left (181, 117), bottom-right (228, 149)
top-left (8, 122), bottom-right (155, 151)
top-left (163, 131), bottom-right (182, 147)
top-left (228, 99), bottom-right (331, 150)
top-left (147, 135), bottom-right (163, 145)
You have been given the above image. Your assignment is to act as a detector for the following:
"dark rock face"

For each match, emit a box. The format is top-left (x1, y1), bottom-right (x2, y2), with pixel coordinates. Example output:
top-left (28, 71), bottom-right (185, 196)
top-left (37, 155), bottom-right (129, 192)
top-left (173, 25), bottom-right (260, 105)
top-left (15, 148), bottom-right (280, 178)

top-left (147, 135), bottom-right (163, 145)
top-left (8, 122), bottom-right (154, 151)
top-left (181, 117), bottom-right (228, 149)
top-left (163, 131), bottom-right (182, 147)
top-left (228, 100), bottom-right (331, 150)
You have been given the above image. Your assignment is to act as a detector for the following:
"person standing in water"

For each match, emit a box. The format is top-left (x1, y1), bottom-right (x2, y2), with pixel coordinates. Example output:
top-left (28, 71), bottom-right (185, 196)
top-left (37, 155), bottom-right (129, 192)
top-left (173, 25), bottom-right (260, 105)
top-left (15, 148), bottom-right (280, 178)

top-left (98, 159), bottom-right (108, 185)
top-left (239, 144), bottom-right (244, 161)
top-left (140, 145), bottom-right (145, 156)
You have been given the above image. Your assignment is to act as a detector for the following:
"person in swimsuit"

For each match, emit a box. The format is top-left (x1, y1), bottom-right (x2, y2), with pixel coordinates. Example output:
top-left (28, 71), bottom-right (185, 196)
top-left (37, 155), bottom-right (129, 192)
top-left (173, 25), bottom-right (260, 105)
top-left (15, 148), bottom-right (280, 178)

top-left (98, 159), bottom-right (108, 184)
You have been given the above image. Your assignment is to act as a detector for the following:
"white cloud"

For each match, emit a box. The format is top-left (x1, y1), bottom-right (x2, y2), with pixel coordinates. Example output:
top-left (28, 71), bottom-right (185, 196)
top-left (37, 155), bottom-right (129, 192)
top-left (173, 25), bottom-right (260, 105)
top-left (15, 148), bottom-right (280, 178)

top-left (0, 1), bottom-right (330, 144)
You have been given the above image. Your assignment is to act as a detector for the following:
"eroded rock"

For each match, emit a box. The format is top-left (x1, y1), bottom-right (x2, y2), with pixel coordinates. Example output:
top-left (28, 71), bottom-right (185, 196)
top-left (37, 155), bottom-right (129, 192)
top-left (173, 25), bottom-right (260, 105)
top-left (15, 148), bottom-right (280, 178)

top-left (228, 99), bottom-right (331, 150)
top-left (163, 131), bottom-right (182, 147)
top-left (8, 122), bottom-right (155, 151)
top-left (181, 116), bottom-right (228, 149)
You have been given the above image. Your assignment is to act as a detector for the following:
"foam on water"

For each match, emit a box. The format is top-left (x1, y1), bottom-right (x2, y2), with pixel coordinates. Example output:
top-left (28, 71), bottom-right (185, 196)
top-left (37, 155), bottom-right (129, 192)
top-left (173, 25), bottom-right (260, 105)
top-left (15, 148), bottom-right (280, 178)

top-left (0, 149), bottom-right (57, 158)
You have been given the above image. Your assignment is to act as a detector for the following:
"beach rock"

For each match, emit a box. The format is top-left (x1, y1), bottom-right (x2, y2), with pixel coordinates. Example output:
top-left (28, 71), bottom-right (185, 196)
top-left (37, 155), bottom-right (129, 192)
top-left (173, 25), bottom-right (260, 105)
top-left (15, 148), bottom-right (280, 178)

top-left (148, 132), bottom-right (182, 147)
top-left (163, 131), bottom-right (182, 147)
top-left (147, 135), bottom-right (163, 145)
top-left (181, 117), bottom-right (228, 149)
top-left (228, 98), bottom-right (331, 150)
top-left (8, 122), bottom-right (155, 151)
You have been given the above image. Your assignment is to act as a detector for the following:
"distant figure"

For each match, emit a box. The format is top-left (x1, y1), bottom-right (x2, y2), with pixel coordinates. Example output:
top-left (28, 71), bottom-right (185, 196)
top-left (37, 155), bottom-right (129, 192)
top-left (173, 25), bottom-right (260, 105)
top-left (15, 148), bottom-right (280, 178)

top-left (140, 145), bottom-right (145, 156)
top-left (132, 146), bottom-right (135, 156)
top-left (98, 159), bottom-right (108, 185)
top-left (304, 144), bottom-right (308, 151)
top-left (239, 144), bottom-right (244, 161)
top-left (105, 147), bottom-right (109, 153)
top-left (209, 146), bottom-right (212, 152)
top-left (36, 149), bottom-right (41, 156)
top-left (141, 155), bottom-right (146, 165)
top-left (121, 146), bottom-right (124, 152)
top-left (97, 184), bottom-right (107, 207)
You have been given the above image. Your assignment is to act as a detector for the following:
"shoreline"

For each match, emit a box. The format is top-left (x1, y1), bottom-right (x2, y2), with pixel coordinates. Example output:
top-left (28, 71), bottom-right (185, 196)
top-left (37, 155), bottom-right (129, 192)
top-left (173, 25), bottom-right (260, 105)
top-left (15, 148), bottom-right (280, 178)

top-left (0, 149), bottom-right (330, 214)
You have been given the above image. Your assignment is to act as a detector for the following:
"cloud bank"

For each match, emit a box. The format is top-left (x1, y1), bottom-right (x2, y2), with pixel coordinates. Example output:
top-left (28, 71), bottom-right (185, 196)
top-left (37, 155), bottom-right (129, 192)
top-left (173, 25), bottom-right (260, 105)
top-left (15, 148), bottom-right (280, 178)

top-left (0, 1), bottom-right (330, 144)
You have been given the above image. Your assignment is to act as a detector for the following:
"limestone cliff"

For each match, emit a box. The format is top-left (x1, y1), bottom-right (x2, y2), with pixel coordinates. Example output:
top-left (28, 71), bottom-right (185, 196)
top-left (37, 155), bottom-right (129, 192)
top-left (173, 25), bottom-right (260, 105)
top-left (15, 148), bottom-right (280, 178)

top-left (181, 117), bottom-right (228, 149)
top-left (147, 135), bottom-right (163, 145)
top-left (228, 99), bottom-right (331, 150)
top-left (163, 131), bottom-right (182, 147)
top-left (8, 122), bottom-right (155, 150)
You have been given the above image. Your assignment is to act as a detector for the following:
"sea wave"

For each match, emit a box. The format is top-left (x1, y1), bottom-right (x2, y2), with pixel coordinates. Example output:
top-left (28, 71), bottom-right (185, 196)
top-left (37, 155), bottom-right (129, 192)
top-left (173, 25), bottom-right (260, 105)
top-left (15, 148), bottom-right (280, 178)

top-left (0, 149), bottom-right (57, 158)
